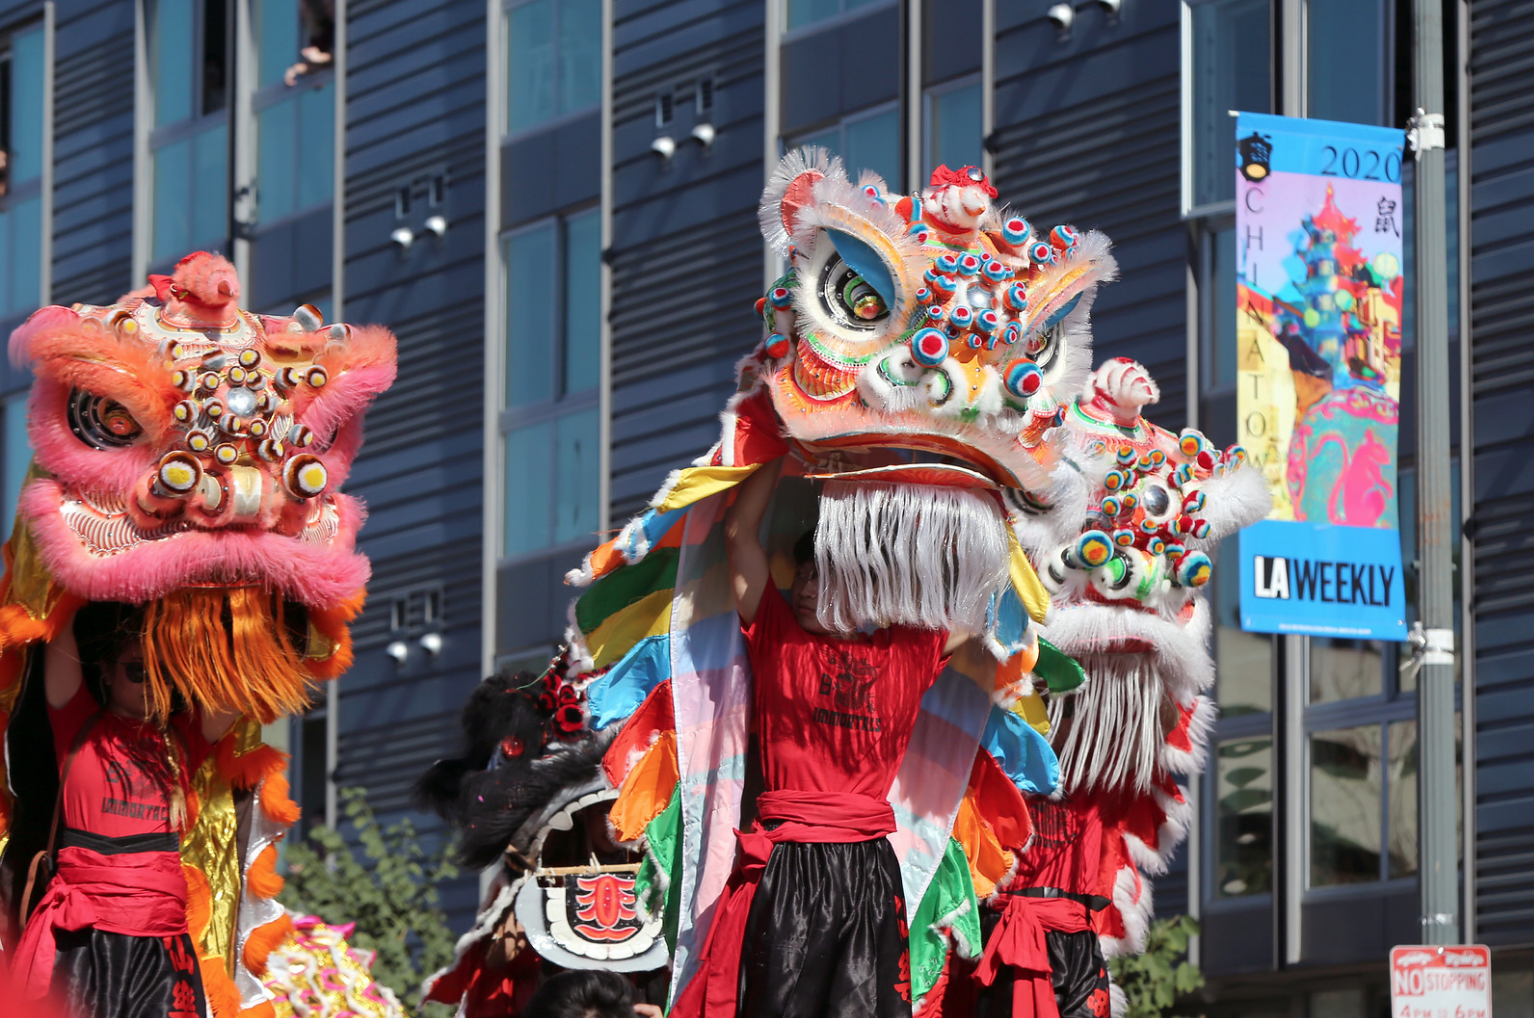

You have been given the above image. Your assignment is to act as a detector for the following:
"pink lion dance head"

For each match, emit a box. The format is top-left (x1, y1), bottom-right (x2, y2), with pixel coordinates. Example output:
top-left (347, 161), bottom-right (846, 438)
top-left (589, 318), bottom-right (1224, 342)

top-left (3, 252), bottom-right (396, 721)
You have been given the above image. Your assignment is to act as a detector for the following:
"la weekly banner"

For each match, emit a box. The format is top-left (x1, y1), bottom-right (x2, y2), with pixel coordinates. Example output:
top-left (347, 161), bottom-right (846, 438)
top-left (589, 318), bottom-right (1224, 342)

top-left (1233, 112), bottom-right (1407, 640)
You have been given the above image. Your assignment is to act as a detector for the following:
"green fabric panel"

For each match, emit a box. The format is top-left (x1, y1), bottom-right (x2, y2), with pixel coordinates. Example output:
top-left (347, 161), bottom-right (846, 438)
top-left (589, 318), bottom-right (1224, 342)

top-left (909, 839), bottom-right (981, 1005)
top-left (574, 546), bottom-right (681, 635)
top-left (635, 786), bottom-right (683, 954)
top-left (1035, 636), bottom-right (1087, 694)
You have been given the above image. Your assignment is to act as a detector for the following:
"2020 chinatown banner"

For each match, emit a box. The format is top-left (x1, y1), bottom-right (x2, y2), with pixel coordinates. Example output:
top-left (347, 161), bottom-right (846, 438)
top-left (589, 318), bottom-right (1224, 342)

top-left (1233, 112), bottom-right (1408, 641)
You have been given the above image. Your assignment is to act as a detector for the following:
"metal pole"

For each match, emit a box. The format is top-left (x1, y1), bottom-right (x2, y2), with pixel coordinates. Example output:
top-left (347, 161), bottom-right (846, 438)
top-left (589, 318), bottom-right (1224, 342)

top-left (1409, 0), bottom-right (1458, 948)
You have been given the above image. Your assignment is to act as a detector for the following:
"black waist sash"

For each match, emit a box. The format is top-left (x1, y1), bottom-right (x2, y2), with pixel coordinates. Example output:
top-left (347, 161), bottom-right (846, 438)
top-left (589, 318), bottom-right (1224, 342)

top-left (1005, 885), bottom-right (1111, 912)
top-left (60, 827), bottom-right (180, 855)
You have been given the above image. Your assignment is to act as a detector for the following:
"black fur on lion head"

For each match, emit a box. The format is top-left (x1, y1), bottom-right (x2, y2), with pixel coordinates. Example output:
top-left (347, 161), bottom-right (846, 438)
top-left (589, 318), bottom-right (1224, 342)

top-left (412, 663), bottom-right (611, 870)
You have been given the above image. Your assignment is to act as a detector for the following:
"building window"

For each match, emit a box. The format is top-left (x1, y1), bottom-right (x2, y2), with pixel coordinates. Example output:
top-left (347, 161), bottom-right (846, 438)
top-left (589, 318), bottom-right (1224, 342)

top-left (500, 207), bottom-right (601, 560)
top-left (1305, 0), bottom-right (1388, 127)
top-left (1, 396), bottom-right (30, 542)
top-left (148, 0), bottom-right (231, 263)
top-left (252, 0), bottom-right (334, 226)
top-left (0, 23), bottom-right (45, 318)
top-left (1214, 536), bottom-right (1271, 716)
top-left (1209, 532), bottom-right (1274, 900)
top-left (1186, 0), bottom-right (1270, 211)
top-left (504, 0), bottom-right (601, 137)
top-left (253, 0), bottom-right (335, 225)
top-left (1308, 718), bottom-right (1418, 886)
top-left (256, 0), bottom-right (333, 87)
top-left (785, 0), bottom-right (888, 32)
top-left (788, 102), bottom-right (901, 192)
top-left (1214, 735), bottom-right (1273, 897)
top-left (255, 79), bottom-right (334, 224)
top-left (924, 77), bottom-right (981, 178)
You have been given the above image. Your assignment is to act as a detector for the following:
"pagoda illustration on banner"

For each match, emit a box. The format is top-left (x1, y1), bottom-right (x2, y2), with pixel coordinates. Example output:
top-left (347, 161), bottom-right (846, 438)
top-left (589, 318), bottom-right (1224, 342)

top-left (1237, 184), bottom-right (1403, 527)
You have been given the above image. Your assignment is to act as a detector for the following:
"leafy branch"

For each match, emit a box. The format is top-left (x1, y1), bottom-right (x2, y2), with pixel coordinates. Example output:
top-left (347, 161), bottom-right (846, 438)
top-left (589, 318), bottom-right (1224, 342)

top-left (1107, 915), bottom-right (1205, 1018)
top-left (279, 786), bottom-right (460, 1013)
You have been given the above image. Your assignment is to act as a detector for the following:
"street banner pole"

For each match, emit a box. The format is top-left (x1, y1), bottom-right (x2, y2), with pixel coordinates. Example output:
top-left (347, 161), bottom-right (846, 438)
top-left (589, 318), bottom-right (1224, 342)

top-left (1409, 0), bottom-right (1459, 948)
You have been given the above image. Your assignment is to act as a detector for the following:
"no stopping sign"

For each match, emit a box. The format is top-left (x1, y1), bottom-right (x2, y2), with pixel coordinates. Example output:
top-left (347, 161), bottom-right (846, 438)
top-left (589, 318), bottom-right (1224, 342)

top-left (1389, 946), bottom-right (1491, 1018)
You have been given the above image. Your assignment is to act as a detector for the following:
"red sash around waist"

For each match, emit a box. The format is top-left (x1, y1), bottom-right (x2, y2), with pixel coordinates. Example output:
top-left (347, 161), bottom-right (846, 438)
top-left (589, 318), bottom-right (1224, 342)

top-left (974, 894), bottom-right (1096, 1018)
top-left (13, 846), bottom-right (189, 999)
top-left (668, 790), bottom-right (897, 1018)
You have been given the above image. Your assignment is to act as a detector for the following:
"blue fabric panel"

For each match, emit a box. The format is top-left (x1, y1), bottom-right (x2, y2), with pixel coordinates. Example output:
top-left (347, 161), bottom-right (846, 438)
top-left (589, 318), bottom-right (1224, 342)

top-left (587, 633), bottom-right (671, 729)
top-left (981, 705), bottom-right (1059, 796)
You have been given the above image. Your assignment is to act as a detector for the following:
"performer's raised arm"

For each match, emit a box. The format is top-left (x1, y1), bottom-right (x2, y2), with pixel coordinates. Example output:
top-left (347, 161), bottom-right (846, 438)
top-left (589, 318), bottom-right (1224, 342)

top-left (203, 706), bottom-right (241, 744)
top-left (723, 456), bottom-right (783, 624)
top-left (44, 608), bottom-right (83, 710)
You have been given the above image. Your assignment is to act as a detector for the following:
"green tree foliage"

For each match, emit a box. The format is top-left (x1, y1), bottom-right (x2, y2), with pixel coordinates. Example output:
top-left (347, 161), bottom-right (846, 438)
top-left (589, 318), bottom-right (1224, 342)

top-left (279, 786), bottom-right (460, 1013)
top-left (1106, 915), bottom-right (1205, 1018)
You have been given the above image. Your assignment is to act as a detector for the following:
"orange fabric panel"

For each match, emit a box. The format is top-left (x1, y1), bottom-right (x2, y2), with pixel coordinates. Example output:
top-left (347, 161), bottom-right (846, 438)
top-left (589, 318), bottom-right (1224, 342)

top-left (952, 793), bottom-right (1014, 901)
top-left (609, 730), bottom-right (679, 843)
top-left (600, 679), bottom-right (673, 788)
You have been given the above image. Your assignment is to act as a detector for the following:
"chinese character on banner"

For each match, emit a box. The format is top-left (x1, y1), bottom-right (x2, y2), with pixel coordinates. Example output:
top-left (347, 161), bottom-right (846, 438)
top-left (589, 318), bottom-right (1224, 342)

top-left (1233, 112), bottom-right (1408, 641)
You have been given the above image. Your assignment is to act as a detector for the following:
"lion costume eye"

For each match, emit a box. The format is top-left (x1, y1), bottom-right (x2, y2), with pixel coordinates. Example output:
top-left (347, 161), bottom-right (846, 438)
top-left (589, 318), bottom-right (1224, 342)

top-left (819, 256), bottom-right (890, 329)
top-left (68, 390), bottom-right (143, 449)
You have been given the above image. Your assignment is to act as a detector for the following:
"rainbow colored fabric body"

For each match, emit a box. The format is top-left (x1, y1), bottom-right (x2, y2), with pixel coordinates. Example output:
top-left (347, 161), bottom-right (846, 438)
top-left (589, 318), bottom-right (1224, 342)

top-left (571, 393), bottom-right (1061, 1008)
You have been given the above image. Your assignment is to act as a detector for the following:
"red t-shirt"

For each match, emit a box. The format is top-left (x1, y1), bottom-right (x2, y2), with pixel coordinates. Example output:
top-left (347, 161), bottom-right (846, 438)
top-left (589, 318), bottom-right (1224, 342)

top-left (741, 587), bottom-right (948, 801)
top-left (49, 685), bottom-right (213, 838)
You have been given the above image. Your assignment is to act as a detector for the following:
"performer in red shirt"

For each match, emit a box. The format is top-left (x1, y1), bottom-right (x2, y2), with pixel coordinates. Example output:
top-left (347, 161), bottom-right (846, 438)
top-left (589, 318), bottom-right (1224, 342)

top-left (672, 458), bottom-right (968, 1018)
top-left (11, 602), bottom-right (237, 1018)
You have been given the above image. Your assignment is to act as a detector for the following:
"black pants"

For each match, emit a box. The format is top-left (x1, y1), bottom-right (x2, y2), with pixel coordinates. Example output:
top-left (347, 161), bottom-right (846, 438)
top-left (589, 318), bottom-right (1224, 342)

top-left (738, 838), bottom-right (911, 1018)
top-left (973, 907), bottom-right (1112, 1018)
top-left (52, 928), bottom-right (209, 1018)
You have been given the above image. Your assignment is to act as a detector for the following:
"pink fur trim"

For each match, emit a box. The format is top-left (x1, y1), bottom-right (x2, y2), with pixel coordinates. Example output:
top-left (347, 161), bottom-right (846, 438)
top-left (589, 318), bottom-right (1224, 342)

top-left (9, 305), bottom-right (79, 364)
top-left (288, 326), bottom-right (397, 452)
top-left (21, 479), bottom-right (371, 607)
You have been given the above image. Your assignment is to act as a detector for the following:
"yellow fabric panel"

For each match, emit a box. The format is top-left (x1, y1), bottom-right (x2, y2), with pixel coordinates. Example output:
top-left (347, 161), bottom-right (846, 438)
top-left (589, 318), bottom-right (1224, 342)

top-left (652, 465), bottom-right (760, 513)
top-left (951, 793), bottom-right (1014, 900)
top-left (1007, 528), bottom-right (1051, 623)
top-left (182, 725), bottom-right (253, 977)
top-left (586, 588), bottom-right (673, 669)
top-left (610, 730), bottom-right (679, 843)
top-left (1011, 689), bottom-right (1051, 735)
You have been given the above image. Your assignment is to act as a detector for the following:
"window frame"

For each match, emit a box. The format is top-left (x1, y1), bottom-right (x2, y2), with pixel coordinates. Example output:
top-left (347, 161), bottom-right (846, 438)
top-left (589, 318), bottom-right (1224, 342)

top-left (921, 72), bottom-right (982, 181)
top-left (497, 206), bottom-right (602, 564)
top-left (1180, 0), bottom-right (1274, 220)
top-left (501, 0), bottom-right (603, 141)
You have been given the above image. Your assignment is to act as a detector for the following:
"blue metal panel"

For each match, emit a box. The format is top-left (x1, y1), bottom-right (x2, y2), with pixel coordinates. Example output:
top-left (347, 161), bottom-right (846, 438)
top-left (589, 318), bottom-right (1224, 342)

top-left (250, 207), bottom-right (334, 309)
top-left (991, 2), bottom-right (1185, 428)
top-left (50, 0), bottom-right (136, 306)
top-left (608, 0), bottom-right (764, 524)
top-left (502, 114), bottom-right (602, 229)
top-left (1469, 0), bottom-right (1534, 949)
top-left (335, 0), bottom-right (487, 929)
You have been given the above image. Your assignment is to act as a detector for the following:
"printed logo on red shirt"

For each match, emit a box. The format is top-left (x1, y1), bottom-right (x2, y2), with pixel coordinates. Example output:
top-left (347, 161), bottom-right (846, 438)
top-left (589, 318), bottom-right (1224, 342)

top-left (100, 729), bottom-right (176, 823)
top-left (814, 647), bottom-right (883, 732)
